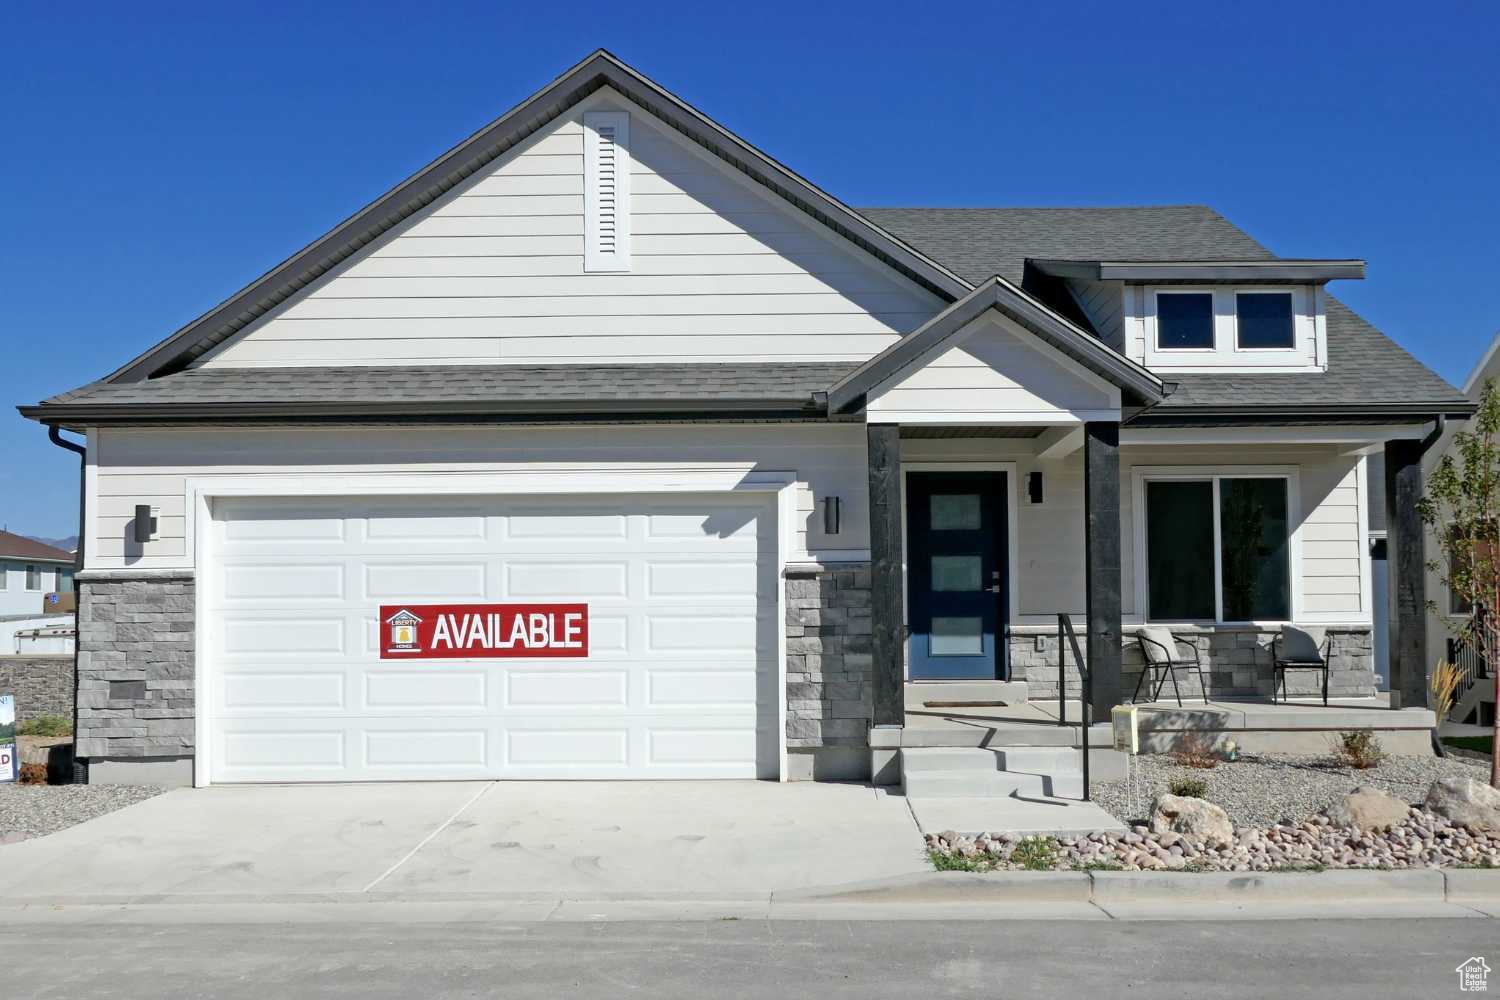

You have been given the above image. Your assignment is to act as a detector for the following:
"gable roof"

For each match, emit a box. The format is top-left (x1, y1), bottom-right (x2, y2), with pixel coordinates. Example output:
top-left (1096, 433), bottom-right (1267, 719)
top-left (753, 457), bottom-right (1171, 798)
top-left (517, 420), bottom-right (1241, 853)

top-left (864, 206), bottom-right (1470, 416)
top-left (0, 530), bottom-right (74, 563)
top-left (96, 50), bottom-right (972, 386)
top-left (828, 276), bottom-right (1164, 413)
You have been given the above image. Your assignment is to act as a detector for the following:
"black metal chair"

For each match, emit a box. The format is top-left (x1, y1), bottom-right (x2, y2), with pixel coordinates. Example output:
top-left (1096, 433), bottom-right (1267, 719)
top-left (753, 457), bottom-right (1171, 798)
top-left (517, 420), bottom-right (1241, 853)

top-left (1132, 627), bottom-right (1210, 707)
top-left (1273, 625), bottom-right (1330, 705)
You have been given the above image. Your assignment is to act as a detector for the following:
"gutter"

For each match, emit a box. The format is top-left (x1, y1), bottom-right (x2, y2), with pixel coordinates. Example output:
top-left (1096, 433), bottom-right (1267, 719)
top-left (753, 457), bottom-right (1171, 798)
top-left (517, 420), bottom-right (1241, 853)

top-left (44, 426), bottom-right (86, 784)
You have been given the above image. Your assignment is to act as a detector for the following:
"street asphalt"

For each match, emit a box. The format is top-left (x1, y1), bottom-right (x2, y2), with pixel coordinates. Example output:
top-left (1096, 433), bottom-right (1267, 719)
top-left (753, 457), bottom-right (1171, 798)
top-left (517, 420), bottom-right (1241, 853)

top-left (0, 914), bottom-right (1489, 998)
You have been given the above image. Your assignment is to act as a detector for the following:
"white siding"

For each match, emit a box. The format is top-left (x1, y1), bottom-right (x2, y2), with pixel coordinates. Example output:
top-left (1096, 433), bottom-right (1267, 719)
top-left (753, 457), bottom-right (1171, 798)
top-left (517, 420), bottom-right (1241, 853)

top-left (899, 438), bottom-right (1370, 626)
top-left (195, 88), bottom-right (941, 369)
top-left (866, 314), bottom-right (1121, 424)
top-left (1065, 278), bottom-right (1124, 352)
top-left (88, 424), bottom-right (870, 570)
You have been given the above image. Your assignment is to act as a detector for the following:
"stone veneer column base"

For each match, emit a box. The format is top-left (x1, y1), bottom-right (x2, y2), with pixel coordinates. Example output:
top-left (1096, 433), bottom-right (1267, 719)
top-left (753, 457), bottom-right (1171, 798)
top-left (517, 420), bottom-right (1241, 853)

top-left (1009, 625), bottom-right (1378, 702)
top-left (75, 570), bottom-right (196, 786)
top-left (784, 562), bottom-right (874, 781)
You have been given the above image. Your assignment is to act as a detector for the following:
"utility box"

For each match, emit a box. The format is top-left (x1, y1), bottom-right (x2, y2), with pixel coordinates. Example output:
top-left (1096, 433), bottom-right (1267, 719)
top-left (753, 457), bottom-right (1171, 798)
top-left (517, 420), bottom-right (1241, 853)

top-left (43, 592), bottom-right (76, 614)
top-left (1111, 705), bottom-right (1139, 755)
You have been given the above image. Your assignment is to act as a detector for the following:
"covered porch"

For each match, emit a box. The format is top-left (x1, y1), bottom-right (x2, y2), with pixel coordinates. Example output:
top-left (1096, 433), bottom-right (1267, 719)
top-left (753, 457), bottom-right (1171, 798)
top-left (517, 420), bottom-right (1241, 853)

top-left (822, 279), bottom-right (1444, 782)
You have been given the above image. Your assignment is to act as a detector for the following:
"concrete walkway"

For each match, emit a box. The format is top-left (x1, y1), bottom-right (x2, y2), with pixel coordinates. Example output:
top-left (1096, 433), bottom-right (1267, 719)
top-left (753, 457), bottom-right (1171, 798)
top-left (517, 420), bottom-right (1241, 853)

top-left (0, 781), bottom-right (932, 901)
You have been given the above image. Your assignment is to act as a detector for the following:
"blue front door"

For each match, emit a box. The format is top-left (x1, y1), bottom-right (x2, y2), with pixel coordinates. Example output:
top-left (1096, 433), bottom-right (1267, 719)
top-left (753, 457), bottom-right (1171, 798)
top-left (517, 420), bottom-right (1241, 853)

top-left (906, 472), bottom-right (1008, 680)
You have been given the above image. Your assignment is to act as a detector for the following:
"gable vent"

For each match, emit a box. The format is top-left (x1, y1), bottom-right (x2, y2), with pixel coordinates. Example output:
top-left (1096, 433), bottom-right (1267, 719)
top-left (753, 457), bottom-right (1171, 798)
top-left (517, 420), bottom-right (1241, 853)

top-left (584, 111), bottom-right (631, 272)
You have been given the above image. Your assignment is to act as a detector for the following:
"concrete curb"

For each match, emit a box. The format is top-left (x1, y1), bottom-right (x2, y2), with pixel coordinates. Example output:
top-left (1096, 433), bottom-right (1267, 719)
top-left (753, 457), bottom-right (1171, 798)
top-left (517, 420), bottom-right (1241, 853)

top-left (774, 870), bottom-right (1091, 904)
top-left (1088, 869), bottom-right (1445, 907)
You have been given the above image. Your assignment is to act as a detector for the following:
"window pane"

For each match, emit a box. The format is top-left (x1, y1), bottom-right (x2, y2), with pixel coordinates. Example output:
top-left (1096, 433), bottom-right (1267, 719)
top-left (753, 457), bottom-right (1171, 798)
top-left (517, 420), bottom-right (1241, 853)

top-left (58, 568), bottom-right (74, 593)
top-left (930, 494), bottom-right (980, 530)
top-left (930, 617), bottom-right (984, 656)
top-left (1156, 293), bottom-right (1214, 349)
top-left (1219, 478), bottom-right (1291, 620)
top-left (1147, 481), bottom-right (1215, 619)
top-left (25, 565), bottom-right (40, 590)
top-left (931, 555), bottom-right (982, 592)
top-left (0, 562), bottom-right (7, 590)
top-left (1236, 292), bottom-right (1294, 349)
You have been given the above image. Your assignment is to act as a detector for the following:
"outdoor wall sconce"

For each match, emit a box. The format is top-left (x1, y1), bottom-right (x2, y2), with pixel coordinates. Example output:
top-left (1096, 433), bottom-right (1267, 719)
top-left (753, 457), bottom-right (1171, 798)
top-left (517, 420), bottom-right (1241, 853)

top-left (134, 504), bottom-right (158, 543)
top-left (823, 496), bottom-right (842, 535)
top-left (1027, 471), bottom-right (1044, 505)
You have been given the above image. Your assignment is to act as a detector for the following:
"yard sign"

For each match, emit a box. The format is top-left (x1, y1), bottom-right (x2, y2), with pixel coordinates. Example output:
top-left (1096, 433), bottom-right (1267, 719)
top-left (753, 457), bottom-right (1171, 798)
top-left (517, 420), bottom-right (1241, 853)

top-left (0, 695), bottom-right (15, 783)
top-left (379, 604), bottom-right (589, 659)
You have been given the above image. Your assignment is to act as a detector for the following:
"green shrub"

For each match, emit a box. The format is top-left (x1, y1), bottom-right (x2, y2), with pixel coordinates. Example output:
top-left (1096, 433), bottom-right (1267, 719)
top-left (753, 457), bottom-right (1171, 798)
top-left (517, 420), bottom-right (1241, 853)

top-left (1010, 835), bottom-right (1061, 871)
top-left (17, 715), bottom-right (72, 738)
top-left (1169, 777), bottom-right (1209, 799)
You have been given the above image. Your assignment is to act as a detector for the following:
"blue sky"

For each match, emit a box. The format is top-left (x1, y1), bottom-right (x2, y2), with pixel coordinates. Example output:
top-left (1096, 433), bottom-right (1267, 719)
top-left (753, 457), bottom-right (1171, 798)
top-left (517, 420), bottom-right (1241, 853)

top-left (2, 0), bottom-right (1497, 537)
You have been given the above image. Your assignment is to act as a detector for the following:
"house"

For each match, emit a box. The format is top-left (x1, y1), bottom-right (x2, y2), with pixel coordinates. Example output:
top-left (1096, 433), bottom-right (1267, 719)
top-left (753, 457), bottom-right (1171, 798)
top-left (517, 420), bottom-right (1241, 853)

top-left (1422, 329), bottom-right (1500, 728)
top-left (18, 51), bottom-right (1469, 787)
top-left (0, 531), bottom-right (76, 655)
top-left (0, 530), bottom-right (74, 618)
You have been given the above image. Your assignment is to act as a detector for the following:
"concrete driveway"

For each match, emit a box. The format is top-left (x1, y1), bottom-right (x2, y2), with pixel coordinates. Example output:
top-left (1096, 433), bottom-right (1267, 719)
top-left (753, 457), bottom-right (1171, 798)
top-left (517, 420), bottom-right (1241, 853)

top-left (0, 782), bottom-right (929, 902)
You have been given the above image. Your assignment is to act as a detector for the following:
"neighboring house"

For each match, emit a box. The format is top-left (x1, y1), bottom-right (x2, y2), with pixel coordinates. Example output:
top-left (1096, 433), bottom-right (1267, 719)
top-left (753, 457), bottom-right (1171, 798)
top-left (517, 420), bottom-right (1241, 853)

top-left (18, 51), bottom-right (1470, 787)
top-left (1422, 330), bottom-right (1500, 725)
top-left (0, 531), bottom-right (76, 655)
top-left (0, 530), bottom-right (74, 617)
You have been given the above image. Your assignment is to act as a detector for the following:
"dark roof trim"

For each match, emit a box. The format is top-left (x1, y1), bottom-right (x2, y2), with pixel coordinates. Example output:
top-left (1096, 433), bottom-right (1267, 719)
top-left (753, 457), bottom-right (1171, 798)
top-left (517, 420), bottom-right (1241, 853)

top-left (1030, 258), bottom-right (1366, 283)
top-left (1127, 401), bottom-right (1475, 427)
top-left (827, 276), bottom-right (1166, 413)
top-left (18, 396), bottom-right (829, 427)
top-left (101, 50), bottom-right (971, 385)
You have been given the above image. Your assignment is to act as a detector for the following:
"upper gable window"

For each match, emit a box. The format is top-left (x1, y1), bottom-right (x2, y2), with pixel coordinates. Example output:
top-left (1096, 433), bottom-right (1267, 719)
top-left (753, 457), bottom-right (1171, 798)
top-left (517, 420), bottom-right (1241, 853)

top-left (1234, 292), bottom-right (1294, 349)
top-left (1138, 285), bottom-right (1319, 371)
top-left (1156, 292), bottom-right (1214, 350)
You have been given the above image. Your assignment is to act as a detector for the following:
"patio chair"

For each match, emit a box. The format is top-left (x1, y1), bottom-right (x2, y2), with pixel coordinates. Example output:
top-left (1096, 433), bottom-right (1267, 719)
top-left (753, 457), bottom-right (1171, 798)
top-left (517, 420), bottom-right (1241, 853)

top-left (1132, 627), bottom-right (1210, 707)
top-left (1273, 625), bottom-right (1331, 706)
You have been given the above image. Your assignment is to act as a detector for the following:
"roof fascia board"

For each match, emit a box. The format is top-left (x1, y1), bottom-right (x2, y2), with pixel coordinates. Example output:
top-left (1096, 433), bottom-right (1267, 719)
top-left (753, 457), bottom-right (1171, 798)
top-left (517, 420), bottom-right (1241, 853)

top-left (1126, 402), bottom-right (1475, 427)
top-left (828, 277), bottom-right (1164, 413)
top-left (1030, 259), bottom-right (1367, 282)
top-left (100, 50), bottom-right (971, 385)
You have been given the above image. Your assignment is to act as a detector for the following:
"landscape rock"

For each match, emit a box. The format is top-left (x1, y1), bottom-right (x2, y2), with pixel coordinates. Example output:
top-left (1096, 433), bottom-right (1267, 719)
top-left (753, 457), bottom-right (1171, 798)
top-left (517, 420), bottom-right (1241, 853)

top-left (1149, 793), bottom-right (1234, 848)
top-left (1324, 785), bottom-right (1412, 832)
top-left (1425, 776), bottom-right (1500, 833)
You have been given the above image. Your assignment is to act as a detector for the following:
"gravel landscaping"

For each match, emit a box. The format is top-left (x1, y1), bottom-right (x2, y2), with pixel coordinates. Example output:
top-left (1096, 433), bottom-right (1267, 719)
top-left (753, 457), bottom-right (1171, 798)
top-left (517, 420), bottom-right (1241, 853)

top-left (1092, 751), bottom-right (1491, 828)
top-left (0, 784), bottom-right (166, 843)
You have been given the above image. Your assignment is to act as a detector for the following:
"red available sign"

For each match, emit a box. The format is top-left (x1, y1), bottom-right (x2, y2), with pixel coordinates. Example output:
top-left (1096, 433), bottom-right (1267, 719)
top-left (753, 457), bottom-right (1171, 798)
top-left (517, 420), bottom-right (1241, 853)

top-left (380, 604), bottom-right (589, 659)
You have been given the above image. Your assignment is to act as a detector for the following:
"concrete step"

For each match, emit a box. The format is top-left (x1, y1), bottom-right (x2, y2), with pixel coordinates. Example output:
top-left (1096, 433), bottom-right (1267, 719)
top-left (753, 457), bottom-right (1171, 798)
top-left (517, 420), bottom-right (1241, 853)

top-left (902, 724), bottom-right (1112, 748)
top-left (905, 680), bottom-right (1029, 708)
top-left (994, 746), bottom-right (1083, 775)
top-left (899, 748), bottom-right (1007, 773)
top-left (902, 769), bottom-right (1084, 799)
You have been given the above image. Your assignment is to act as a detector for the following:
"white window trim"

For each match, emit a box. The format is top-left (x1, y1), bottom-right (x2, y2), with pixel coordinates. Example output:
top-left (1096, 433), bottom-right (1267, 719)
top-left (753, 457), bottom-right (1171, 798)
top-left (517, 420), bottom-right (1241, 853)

top-left (1231, 288), bottom-right (1299, 353)
top-left (1138, 285), bottom-right (1321, 372)
top-left (1131, 465), bottom-right (1303, 626)
top-left (1150, 289), bottom-right (1217, 353)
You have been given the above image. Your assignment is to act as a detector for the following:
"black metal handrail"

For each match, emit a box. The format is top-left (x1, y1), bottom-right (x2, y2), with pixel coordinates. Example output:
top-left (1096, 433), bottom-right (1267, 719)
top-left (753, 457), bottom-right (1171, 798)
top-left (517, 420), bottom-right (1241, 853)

top-left (1056, 613), bottom-right (1092, 802)
top-left (1447, 632), bottom-right (1490, 720)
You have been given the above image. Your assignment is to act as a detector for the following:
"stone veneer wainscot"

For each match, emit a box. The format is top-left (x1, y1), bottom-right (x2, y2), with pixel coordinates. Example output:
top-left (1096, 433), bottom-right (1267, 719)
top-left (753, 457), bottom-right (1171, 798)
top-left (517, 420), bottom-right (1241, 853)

top-left (74, 571), bottom-right (196, 766)
top-left (784, 562), bottom-right (873, 779)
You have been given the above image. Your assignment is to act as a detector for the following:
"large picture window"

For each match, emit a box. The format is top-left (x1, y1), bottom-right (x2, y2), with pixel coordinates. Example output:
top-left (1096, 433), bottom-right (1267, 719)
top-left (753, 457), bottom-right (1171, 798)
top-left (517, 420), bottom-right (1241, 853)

top-left (1144, 474), bottom-right (1292, 622)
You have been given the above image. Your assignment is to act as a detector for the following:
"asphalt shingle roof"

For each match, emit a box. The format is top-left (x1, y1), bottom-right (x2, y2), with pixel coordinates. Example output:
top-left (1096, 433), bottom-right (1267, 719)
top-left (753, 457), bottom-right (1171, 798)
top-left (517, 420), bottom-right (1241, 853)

top-left (862, 205), bottom-right (1466, 411)
top-left (39, 363), bottom-right (856, 411)
top-left (0, 530), bottom-right (74, 562)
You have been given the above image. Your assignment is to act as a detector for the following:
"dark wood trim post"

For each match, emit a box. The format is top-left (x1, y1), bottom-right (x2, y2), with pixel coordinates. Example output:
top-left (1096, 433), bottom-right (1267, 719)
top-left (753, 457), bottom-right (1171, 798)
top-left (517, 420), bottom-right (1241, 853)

top-left (1385, 438), bottom-right (1428, 709)
top-left (1084, 421), bottom-right (1123, 721)
top-left (867, 424), bottom-right (905, 727)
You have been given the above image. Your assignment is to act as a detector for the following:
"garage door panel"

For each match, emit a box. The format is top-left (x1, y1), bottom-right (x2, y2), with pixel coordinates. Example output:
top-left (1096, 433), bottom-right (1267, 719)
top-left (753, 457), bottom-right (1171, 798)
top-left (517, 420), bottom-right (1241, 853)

top-left (224, 562), bottom-right (345, 600)
top-left (505, 669), bottom-right (629, 708)
top-left (365, 671), bottom-right (488, 710)
top-left (209, 493), bottom-right (778, 782)
top-left (504, 561), bottom-right (631, 598)
top-left (363, 562), bottom-right (487, 599)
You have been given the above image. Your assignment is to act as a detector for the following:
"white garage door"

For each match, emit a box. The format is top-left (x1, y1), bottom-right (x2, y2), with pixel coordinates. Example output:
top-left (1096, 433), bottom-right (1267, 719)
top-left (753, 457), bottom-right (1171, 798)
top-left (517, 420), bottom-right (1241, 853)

top-left (207, 494), bottom-right (779, 782)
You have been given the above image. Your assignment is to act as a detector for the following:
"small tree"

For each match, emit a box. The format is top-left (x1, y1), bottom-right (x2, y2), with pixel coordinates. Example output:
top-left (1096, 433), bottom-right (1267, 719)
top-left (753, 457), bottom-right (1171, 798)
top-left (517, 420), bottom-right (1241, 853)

top-left (1418, 377), bottom-right (1500, 787)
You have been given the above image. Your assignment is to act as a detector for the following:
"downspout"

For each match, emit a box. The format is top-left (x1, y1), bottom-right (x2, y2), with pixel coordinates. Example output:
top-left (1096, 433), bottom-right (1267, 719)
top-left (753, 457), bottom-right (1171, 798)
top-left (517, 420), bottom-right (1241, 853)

top-left (45, 425), bottom-right (87, 782)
